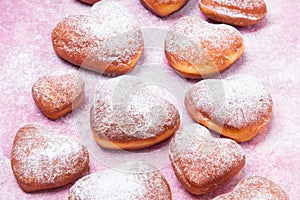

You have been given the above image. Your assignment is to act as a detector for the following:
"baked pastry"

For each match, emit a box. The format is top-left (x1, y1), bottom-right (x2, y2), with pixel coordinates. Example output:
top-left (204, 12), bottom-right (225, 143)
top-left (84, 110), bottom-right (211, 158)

top-left (68, 160), bottom-right (172, 199)
top-left (32, 74), bottom-right (84, 120)
top-left (10, 124), bottom-right (89, 192)
top-left (213, 176), bottom-right (289, 199)
top-left (90, 75), bottom-right (180, 150)
top-left (185, 74), bottom-right (273, 142)
top-left (165, 16), bottom-right (244, 79)
top-left (140, 0), bottom-right (189, 17)
top-left (79, 0), bottom-right (100, 5)
top-left (199, 0), bottom-right (267, 26)
top-left (52, 1), bottom-right (144, 76)
top-left (169, 123), bottom-right (245, 195)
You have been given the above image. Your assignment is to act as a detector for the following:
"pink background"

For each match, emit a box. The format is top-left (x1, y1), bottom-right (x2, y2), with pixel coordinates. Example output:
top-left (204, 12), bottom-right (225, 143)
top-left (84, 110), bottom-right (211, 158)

top-left (0, 0), bottom-right (299, 199)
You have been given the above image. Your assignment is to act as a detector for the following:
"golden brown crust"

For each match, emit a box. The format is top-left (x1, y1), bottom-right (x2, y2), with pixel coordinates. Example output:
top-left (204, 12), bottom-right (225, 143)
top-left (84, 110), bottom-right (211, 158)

top-left (51, 2), bottom-right (144, 76)
top-left (79, 0), bottom-right (100, 5)
top-left (213, 176), bottom-right (289, 199)
top-left (169, 124), bottom-right (245, 195)
top-left (91, 116), bottom-right (180, 150)
top-left (89, 75), bottom-right (181, 150)
top-left (11, 124), bottom-right (89, 192)
top-left (171, 159), bottom-right (245, 194)
top-left (32, 74), bottom-right (84, 120)
top-left (164, 17), bottom-right (244, 79)
top-left (140, 0), bottom-right (189, 17)
top-left (90, 102), bottom-right (180, 150)
top-left (68, 161), bottom-right (172, 199)
top-left (185, 102), bottom-right (272, 142)
top-left (199, 0), bottom-right (267, 26)
top-left (165, 49), bottom-right (244, 79)
top-left (184, 75), bottom-right (273, 142)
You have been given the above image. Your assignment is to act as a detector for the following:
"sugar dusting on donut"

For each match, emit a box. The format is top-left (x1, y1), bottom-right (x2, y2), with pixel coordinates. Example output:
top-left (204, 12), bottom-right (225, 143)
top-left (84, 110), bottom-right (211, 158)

top-left (90, 76), bottom-right (179, 141)
top-left (186, 75), bottom-right (272, 129)
top-left (202, 0), bottom-right (266, 18)
top-left (11, 124), bottom-right (88, 185)
top-left (32, 74), bottom-right (84, 112)
top-left (145, 0), bottom-right (186, 6)
top-left (52, 1), bottom-right (143, 68)
top-left (69, 161), bottom-right (171, 199)
top-left (165, 16), bottom-right (243, 68)
top-left (169, 124), bottom-right (245, 186)
top-left (213, 176), bottom-right (289, 199)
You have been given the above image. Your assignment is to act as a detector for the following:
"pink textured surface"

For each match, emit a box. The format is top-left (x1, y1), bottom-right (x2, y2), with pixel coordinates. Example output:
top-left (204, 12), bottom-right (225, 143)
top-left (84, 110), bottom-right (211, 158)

top-left (0, 0), bottom-right (299, 199)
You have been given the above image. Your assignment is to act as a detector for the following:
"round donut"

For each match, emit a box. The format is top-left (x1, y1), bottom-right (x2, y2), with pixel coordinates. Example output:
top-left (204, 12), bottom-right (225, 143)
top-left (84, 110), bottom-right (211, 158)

top-left (90, 75), bottom-right (180, 150)
top-left (68, 161), bottom-right (172, 199)
top-left (165, 16), bottom-right (244, 79)
top-left (140, 0), bottom-right (189, 17)
top-left (199, 0), bottom-right (267, 26)
top-left (184, 74), bottom-right (273, 142)
top-left (213, 176), bottom-right (289, 199)
top-left (169, 124), bottom-right (245, 195)
top-left (52, 1), bottom-right (144, 76)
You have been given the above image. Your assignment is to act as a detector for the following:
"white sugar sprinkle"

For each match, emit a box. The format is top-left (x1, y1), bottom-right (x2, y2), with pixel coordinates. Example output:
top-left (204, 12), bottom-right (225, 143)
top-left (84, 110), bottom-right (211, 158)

top-left (32, 74), bottom-right (84, 113)
top-left (213, 176), bottom-right (289, 199)
top-left (90, 75), bottom-right (179, 140)
top-left (169, 124), bottom-right (245, 186)
top-left (185, 74), bottom-right (272, 129)
top-left (52, 1), bottom-right (143, 69)
top-left (69, 161), bottom-right (171, 199)
top-left (11, 124), bottom-right (88, 185)
top-left (165, 16), bottom-right (242, 68)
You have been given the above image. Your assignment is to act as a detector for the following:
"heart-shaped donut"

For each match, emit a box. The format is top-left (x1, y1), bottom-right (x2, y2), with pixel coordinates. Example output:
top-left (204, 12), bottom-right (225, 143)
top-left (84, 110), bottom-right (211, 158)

top-left (169, 124), bottom-right (245, 195)
top-left (10, 124), bottom-right (89, 192)
top-left (165, 16), bottom-right (244, 79)
top-left (90, 75), bottom-right (180, 150)
top-left (199, 0), bottom-right (267, 26)
top-left (68, 161), bottom-right (172, 199)
top-left (32, 74), bottom-right (84, 120)
top-left (213, 176), bottom-right (289, 199)
top-left (185, 74), bottom-right (273, 142)
top-left (140, 0), bottom-right (189, 17)
top-left (52, 1), bottom-right (144, 76)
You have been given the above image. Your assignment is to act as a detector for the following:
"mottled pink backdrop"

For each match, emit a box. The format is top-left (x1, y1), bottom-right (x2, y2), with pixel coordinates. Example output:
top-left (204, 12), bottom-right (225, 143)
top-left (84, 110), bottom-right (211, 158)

top-left (0, 0), bottom-right (299, 199)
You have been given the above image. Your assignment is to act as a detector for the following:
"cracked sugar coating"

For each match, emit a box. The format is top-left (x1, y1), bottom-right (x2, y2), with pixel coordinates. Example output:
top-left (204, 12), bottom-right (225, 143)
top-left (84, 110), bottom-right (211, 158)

top-left (52, 1), bottom-right (143, 75)
top-left (68, 161), bottom-right (171, 200)
top-left (213, 176), bottom-right (289, 199)
top-left (32, 74), bottom-right (84, 119)
top-left (185, 74), bottom-right (273, 142)
top-left (169, 124), bottom-right (245, 195)
top-left (165, 16), bottom-right (244, 79)
top-left (10, 124), bottom-right (89, 192)
top-left (199, 0), bottom-right (267, 26)
top-left (90, 75), bottom-right (180, 149)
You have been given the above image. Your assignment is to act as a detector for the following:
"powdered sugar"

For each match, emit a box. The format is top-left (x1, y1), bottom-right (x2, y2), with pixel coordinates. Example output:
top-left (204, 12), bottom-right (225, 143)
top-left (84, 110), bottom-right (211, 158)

top-left (11, 124), bottom-right (89, 186)
top-left (90, 75), bottom-right (179, 140)
top-left (32, 74), bottom-right (84, 113)
top-left (201, 0), bottom-right (266, 15)
top-left (213, 176), bottom-right (289, 199)
top-left (52, 1), bottom-right (143, 71)
top-left (199, 0), bottom-right (267, 25)
top-left (169, 123), bottom-right (245, 189)
top-left (185, 74), bottom-right (272, 129)
top-left (69, 161), bottom-right (171, 199)
top-left (165, 16), bottom-right (243, 70)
